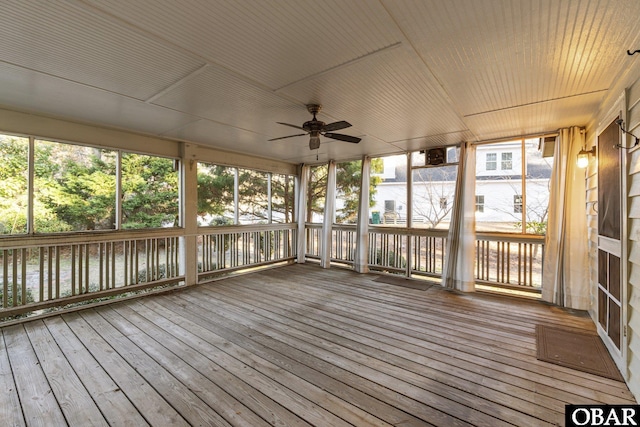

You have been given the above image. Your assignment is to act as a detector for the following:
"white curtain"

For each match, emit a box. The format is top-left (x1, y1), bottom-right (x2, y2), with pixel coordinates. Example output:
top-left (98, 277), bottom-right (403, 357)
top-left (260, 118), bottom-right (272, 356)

top-left (321, 161), bottom-right (336, 268)
top-left (296, 164), bottom-right (309, 264)
top-left (542, 127), bottom-right (589, 309)
top-left (442, 142), bottom-right (476, 291)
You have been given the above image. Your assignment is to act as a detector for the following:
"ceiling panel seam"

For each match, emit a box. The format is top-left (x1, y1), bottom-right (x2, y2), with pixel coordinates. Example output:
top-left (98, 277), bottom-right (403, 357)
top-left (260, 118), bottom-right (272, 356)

top-left (274, 42), bottom-right (403, 93)
top-left (71, 0), bottom-right (298, 100)
top-left (463, 88), bottom-right (609, 118)
top-left (379, 0), bottom-right (476, 141)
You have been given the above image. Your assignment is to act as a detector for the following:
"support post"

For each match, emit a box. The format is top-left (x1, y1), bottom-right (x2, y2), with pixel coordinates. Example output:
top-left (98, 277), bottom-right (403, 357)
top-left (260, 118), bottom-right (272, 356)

top-left (180, 143), bottom-right (199, 286)
top-left (355, 157), bottom-right (371, 273)
top-left (405, 152), bottom-right (413, 277)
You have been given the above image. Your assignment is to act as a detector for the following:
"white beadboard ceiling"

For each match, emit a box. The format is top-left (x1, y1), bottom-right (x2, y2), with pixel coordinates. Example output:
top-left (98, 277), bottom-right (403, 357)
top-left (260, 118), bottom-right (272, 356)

top-left (1, 0), bottom-right (639, 164)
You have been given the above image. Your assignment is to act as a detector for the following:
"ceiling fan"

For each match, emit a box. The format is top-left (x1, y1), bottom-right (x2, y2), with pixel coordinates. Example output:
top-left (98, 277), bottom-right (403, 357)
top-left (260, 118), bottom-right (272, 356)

top-left (269, 104), bottom-right (361, 150)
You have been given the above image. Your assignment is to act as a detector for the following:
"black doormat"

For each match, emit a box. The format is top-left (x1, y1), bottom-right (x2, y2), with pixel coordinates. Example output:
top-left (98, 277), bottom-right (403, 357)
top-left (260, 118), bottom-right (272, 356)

top-left (536, 324), bottom-right (624, 381)
top-left (373, 275), bottom-right (433, 290)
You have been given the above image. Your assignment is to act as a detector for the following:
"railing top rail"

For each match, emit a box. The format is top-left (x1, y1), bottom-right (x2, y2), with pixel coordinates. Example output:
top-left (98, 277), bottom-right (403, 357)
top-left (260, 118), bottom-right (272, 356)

top-left (475, 232), bottom-right (545, 243)
top-left (331, 223), bottom-right (357, 231)
top-left (368, 226), bottom-right (449, 238)
top-left (199, 222), bottom-right (297, 235)
top-left (0, 227), bottom-right (184, 249)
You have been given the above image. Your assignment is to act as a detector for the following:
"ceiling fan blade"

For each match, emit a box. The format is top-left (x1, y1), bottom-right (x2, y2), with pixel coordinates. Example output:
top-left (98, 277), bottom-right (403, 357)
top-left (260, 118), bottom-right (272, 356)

top-left (323, 120), bottom-right (351, 132)
top-left (268, 133), bottom-right (307, 141)
top-left (324, 133), bottom-right (361, 143)
top-left (276, 122), bottom-right (306, 131)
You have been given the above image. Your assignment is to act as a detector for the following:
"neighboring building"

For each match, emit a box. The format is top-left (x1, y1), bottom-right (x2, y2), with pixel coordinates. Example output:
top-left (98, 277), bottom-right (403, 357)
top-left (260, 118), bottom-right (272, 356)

top-left (371, 140), bottom-right (552, 232)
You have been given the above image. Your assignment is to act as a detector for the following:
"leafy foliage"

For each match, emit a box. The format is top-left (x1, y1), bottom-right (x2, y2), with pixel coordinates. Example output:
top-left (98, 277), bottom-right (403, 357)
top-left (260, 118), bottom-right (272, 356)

top-left (121, 153), bottom-right (178, 229)
top-left (308, 160), bottom-right (382, 224)
top-left (0, 137), bottom-right (180, 233)
top-left (197, 164), bottom-right (235, 220)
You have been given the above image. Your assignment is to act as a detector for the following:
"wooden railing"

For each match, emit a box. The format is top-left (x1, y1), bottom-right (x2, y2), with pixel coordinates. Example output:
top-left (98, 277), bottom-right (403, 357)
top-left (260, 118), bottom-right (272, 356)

top-left (305, 223), bottom-right (322, 261)
top-left (331, 225), bottom-right (357, 265)
top-left (369, 227), bottom-right (409, 273)
top-left (198, 223), bottom-right (296, 281)
top-left (368, 227), bottom-right (448, 277)
top-left (409, 230), bottom-right (448, 278)
top-left (1, 221), bottom-right (544, 320)
top-left (0, 229), bottom-right (184, 319)
top-left (475, 233), bottom-right (544, 290)
top-left (367, 226), bottom-right (543, 290)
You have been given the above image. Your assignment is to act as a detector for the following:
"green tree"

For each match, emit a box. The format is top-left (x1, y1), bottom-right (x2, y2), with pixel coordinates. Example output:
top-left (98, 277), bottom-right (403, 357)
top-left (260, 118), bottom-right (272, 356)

top-left (307, 160), bottom-right (382, 223)
top-left (0, 136), bottom-right (74, 233)
top-left (335, 159), bottom-right (383, 223)
top-left (307, 165), bottom-right (328, 222)
top-left (271, 174), bottom-right (295, 223)
top-left (0, 136), bottom-right (29, 234)
top-left (197, 164), bottom-right (235, 223)
top-left (41, 151), bottom-right (116, 230)
top-left (121, 153), bottom-right (179, 229)
top-left (238, 169), bottom-right (268, 222)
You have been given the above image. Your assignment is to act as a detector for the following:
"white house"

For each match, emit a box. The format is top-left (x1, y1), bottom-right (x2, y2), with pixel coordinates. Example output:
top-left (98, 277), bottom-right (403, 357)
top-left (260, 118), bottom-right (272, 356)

top-left (372, 139), bottom-right (552, 233)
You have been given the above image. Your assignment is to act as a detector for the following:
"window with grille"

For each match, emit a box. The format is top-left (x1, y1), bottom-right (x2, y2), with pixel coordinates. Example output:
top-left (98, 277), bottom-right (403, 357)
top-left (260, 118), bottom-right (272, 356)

top-left (486, 153), bottom-right (497, 171)
top-left (502, 152), bottom-right (513, 170)
top-left (514, 194), bottom-right (523, 213)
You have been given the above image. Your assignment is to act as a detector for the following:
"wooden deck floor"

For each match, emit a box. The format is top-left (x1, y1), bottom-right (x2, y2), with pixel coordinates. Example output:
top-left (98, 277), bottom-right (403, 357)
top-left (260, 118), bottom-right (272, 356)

top-left (1, 263), bottom-right (635, 427)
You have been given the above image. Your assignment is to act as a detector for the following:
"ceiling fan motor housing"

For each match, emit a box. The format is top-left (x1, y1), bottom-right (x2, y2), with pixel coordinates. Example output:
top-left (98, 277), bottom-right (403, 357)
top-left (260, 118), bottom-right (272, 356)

top-left (303, 120), bottom-right (325, 132)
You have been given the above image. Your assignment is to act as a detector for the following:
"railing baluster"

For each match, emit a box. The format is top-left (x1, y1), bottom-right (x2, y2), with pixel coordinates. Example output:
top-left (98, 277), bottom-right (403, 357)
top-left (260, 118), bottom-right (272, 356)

top-left (20, 249), bottom-right (27, 306)
top-left (2, 250), bottom-right (7, 308)
top-left (55, 246), bottom-right (61, 299)
top-left (39, 247), bottom-right (45, 303)
top-left (71, 245), bottom-right (77, 296)
top-left (48, 246), bottom-right (53, 301)
top-left (85, 244), bottom-right (90, 293)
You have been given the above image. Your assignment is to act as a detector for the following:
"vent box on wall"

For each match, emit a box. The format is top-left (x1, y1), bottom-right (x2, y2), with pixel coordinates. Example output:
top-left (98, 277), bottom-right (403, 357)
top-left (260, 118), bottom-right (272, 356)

top-left (425, 147), bottom-right (446, 165)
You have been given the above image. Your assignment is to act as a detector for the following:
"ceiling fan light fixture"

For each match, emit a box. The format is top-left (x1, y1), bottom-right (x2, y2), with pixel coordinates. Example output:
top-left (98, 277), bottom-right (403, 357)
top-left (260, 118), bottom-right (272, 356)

top-left (270, 104), bottom-right (360, 150)
top-left (309, 133), bottom-right (321, 150)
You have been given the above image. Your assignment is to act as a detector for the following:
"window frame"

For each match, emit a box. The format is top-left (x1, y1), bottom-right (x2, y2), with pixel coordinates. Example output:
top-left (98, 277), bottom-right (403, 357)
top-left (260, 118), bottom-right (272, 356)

top-left (501, 152), bottom-right (513, 170)
top-left (513, 194), bottom-right (523, 213)
top-left (486, 153), bottom-right (497, 171)
top-left (475, 195), bottom-right (485, 213)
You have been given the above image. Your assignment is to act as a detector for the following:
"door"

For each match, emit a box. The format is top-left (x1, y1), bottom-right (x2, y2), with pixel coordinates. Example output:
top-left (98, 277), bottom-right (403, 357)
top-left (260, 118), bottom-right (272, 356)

top-left (597, 117), bottom-right (625, 366)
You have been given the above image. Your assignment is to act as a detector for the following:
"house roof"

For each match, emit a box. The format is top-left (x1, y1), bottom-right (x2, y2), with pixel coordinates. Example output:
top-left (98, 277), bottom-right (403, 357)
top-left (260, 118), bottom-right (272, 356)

top-left (1, 1), bottom-right (639, 165)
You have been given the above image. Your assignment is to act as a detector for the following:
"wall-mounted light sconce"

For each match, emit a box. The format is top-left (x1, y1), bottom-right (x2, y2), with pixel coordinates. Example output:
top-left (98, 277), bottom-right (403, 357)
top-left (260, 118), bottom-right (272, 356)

top-left (577, 146), bottom-right (595, 168)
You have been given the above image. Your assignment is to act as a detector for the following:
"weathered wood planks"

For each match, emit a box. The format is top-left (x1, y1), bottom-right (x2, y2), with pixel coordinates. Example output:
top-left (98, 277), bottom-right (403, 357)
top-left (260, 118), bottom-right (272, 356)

top-left (0, 263), bottom-right (635, 426)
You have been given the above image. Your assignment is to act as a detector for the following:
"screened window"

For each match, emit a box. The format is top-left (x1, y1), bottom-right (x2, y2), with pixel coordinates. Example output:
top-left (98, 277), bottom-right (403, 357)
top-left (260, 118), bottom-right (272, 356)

top-left (501, 152), bottom-right (513, 170)
top-left (121, 153), bottom-right (179, 229)
top-left (34, 140), bottom-right (117, 232)
top-left (197, 163), bottom-right (236, 226)
top-left (475, 195), bottom-right (485, 213)
top-left (238, 168), bottom-right (268, 224)
top-left (513, 195), bottom-right (523, 213)
top-left (271, 173), bottom-right (295, 223)
top-left (335, 160), bottom-right (362, 224)
top-left (198, 164), bottom-right (295, 226)
top-left (370, 155), bottom-right (404, 226)
top-left (307, 165), bottom-right (328, 223)
top-left (0, 134), bottom-right (29, 234)
top-left (476, 139), bottom-right (552, 234)
top-left (412, 163), bottom-right (457, 229)
top-left (486, 153), bottom-right (497, 171)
